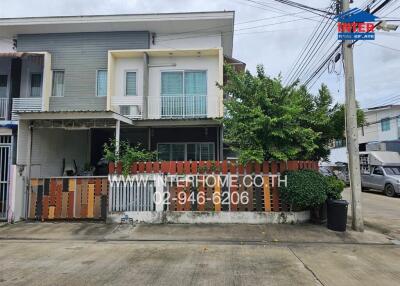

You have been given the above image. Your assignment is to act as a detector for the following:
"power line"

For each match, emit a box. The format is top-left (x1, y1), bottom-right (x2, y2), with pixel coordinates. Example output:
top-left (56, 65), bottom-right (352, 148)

top-left (304, 0), bottom-right (396, 89)
top-left (269, 0), bottom-right (335, 16)
top-left (285, 2), bottom-right (336, 85)
top-left (367, 93), bottom-right (400, 107)
top-left (303, 43), bottom-right (342, 87)
top-left (156, 15), bottom-right (322, 44)
top-left (292, 19), bottom-right (337, 84)
top-left (365, 41), bottom-right (400, 52)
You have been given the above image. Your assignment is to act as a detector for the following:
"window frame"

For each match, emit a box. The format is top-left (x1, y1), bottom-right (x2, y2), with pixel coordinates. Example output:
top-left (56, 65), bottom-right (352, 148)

top-left (372, 166), bottom-right (384, 176)
top-left (29, 72), bottom-right (43, 97)
top-left (0, 74), bottom-right (8, 98)
top-left (96, 69), bottom-right (108, 97)
top-left (381, 118), bottom-right (391, 132)
top-left (156, 142), bottom-right (215, 161)
top-left (160, 70), bottom-right (208, 97)
top-left (51, 70), bottom-right (65, 97)
top-left (124, 70), bottom-right (138, 97)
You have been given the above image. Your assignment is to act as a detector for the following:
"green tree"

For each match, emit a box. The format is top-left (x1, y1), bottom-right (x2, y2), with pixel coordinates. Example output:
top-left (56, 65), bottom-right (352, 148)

top-left (330, 103), bottom-right (365, 140)
top-left (220, 65), bottom-right (319, 163)
top-left (220, 65), bottom-right (364, 163)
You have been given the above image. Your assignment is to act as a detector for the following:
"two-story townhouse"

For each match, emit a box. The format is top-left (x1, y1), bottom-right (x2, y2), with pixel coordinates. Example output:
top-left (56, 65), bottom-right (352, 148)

top-left (329, 104), bottom-right (400, 163)
top-left (0, 11), bottom-right (243, 221)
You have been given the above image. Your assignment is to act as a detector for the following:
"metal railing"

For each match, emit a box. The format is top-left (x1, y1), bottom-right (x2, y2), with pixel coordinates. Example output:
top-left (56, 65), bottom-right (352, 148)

top-left (0, 98), bottom-right (9, 120)
top-left (11, 98), bottom-right (42, 120)
top-left (109, 179), bottom-right (156, 212)
top-left (147, 94), bottom-right (207, 119)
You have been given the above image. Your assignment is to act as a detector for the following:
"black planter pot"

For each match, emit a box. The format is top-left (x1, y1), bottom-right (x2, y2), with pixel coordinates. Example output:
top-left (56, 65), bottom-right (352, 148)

top-left (310, 201), bottom-right (327, 224)
top-left (327, 199), bottom-right (349, 232)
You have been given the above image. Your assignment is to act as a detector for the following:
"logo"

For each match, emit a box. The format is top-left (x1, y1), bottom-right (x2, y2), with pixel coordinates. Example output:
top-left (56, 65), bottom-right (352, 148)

top-left (335, 8), bottom-right (379, 40)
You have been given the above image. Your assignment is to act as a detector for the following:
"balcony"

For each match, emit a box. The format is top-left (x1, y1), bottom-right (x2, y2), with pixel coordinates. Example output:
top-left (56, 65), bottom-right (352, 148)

top-left (0, 98), bottom-right (9, 120)
top-left (148, 95), bottom-right (207, 119)
top-left (11, 98), bottom-right (42, 120)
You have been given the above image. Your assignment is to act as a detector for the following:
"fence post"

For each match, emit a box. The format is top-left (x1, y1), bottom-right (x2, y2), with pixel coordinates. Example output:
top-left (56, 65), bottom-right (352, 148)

top-left (155, 174), bottom-right (164, 212)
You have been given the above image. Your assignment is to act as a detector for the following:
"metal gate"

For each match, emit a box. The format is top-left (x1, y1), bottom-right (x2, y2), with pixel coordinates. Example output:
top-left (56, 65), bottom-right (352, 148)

top-left (0, 136), bottom-right (11, 220)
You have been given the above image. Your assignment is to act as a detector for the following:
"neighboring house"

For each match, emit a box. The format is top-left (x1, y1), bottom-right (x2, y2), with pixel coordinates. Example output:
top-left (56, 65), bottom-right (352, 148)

top-left (358, 105), bottom-right (400, 148)
top-left (0, 11), bottom-right (243, 221)
top-left (329, 104), bottom-right (400, 163)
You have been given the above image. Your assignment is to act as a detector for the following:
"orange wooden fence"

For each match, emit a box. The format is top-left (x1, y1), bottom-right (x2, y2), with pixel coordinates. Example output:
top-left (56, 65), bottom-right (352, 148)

top-left (110, 160), bottom-right (318, 213)
top-left (28, 177), bottom-right (108, 221)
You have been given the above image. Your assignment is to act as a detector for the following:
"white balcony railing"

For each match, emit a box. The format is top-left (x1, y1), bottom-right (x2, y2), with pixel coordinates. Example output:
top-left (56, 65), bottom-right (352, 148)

top-left (0, 98), bottom-right (9, 120)
top-left (11, 98), bottom-right (42, 120)
top-left (148, 95), bottom-right (207, 119)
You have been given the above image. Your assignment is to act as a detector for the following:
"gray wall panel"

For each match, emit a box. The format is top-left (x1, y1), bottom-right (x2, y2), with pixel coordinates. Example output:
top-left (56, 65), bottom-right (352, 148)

top-left (17, 31), bottom-right (149, 111)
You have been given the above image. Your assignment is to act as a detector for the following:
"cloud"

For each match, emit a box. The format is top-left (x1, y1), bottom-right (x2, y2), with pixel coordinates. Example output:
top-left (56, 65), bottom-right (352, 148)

top-left (0, 0), bottom-right (399, 108)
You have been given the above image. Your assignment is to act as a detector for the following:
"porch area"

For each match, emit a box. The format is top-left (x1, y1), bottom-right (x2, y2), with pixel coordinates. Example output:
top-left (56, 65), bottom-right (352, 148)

top-left (15, 111), bottom-right (223, 221)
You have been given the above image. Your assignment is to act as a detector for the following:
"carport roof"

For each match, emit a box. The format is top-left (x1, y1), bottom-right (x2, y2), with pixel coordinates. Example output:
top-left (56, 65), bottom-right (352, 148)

top-left (17, 110), bottom-right (133, 124)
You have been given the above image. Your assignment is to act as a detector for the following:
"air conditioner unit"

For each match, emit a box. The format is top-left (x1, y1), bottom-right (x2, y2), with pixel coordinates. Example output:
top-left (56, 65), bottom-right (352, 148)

top-left (120, 105), bottom-right (142, 119)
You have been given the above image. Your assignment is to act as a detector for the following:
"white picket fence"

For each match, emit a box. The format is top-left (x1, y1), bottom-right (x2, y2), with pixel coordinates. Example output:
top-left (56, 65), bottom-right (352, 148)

top-left (109, 175), bottom-right (163, 212)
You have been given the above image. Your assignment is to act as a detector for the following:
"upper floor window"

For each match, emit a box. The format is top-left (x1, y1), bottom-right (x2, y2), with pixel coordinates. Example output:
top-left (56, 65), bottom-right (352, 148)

top-left (96, 70), bottom-right (107, 97)
top-left (52, 70), bottom-right (65, 97)
top-left (161, 71), bottom-right (207, 117)
top-left (0, 75), bottom-right (7, 98)
top-left (161, 71), bottom-right (207, 96)
top-left (125, 71), bottom-right (137, 96)
top-left (381, 118), bottom-right (391, 132)
top-left (30, 73), bottom-right (42, 97)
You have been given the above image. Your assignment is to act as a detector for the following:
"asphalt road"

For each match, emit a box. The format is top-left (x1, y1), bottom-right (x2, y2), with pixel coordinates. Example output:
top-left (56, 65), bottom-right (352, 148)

top-left (343, 188), bottom-right (400, 239)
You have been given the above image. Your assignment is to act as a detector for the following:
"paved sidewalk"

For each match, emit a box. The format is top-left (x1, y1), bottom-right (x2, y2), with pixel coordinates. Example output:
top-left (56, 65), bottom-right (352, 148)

top-left (0, 223), bottom-right (398, 286)
top-left (0, 222), bottom-right (391, 244)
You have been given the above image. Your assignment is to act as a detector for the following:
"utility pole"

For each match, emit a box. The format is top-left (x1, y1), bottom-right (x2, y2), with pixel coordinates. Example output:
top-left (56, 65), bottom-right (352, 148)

top-left (341, 0), bottom-right (364, 232)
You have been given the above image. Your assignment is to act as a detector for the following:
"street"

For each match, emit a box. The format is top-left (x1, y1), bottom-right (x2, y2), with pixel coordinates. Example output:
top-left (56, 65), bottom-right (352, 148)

top-left (343, 188), bottom-right (400, 240)
top-left (0, 189), bottom-right (399, 286)
top-left (0, 222), bottom-right (399, 286)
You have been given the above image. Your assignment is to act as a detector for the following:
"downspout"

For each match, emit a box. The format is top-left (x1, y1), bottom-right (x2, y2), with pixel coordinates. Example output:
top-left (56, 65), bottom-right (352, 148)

top-left (143, 52), bottom-right (150, 119)
top-left (24, 121), bottom-right (33, 220)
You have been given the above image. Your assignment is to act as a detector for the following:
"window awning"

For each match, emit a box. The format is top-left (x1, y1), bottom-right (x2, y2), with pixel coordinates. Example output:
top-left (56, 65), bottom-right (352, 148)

top-left (17, 110), bottom-right (133, 125)
top-left (0, 52), bottom-right (42, 58)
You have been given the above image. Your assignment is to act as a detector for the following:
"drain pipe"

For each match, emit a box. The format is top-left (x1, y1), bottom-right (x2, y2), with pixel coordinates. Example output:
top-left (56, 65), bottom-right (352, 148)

top-left (24, 121), bottom-right (33, 220)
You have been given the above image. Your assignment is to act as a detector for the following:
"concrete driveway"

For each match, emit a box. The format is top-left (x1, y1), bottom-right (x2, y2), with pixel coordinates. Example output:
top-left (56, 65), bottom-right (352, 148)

top-left (343, 188), bottom-right (400, 239)
top-left (0, 222), bottom-right (399, 286)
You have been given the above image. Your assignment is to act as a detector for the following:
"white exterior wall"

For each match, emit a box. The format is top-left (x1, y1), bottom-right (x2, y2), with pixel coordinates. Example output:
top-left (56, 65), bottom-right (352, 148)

top-left (17, 122), bottom-right (90, 177)
top-left (112, 57), bottom-right (145, 116)
top-left (358, 106), bottom-right (400, 144)
top-left (151, 34), bottom-right (222, 50)
top-left (328, 147), bottom-right (348, 163)
top-left (111, 52), bottom-right (222, 119)
top-left (0, 39), bottom-right (13, 52)
top-left (31, 129), bottom-right (90, 177)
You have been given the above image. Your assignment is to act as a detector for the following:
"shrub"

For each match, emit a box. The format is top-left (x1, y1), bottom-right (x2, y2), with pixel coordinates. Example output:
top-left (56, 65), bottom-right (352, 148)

top-left (280, 170), bottom-right (328, 211)
top-left (325, 176), bottom-right (345, 200)
top-left (103, 139), bottom-right (157, 176)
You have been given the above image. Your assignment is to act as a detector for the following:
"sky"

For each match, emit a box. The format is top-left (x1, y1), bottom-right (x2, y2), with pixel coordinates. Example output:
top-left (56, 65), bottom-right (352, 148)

top-left (0, 0), bottom-right (399, 108)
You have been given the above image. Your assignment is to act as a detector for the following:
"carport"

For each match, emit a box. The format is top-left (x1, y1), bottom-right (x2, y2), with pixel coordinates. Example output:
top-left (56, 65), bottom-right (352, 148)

top-left (14, 111), bottom-right (133, 221)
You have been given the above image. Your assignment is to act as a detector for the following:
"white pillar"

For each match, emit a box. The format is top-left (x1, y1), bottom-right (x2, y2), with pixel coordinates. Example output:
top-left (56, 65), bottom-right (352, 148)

top-left (115, 120), bottom-right (120, 157)
top-left (155, 175), bottom-right (164, 212)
